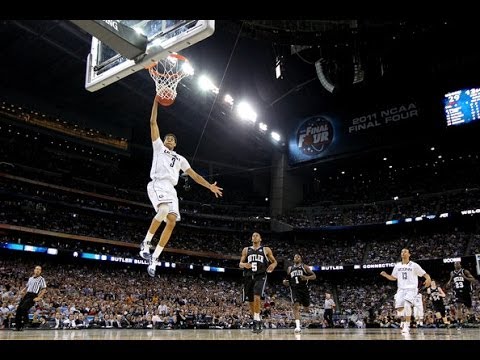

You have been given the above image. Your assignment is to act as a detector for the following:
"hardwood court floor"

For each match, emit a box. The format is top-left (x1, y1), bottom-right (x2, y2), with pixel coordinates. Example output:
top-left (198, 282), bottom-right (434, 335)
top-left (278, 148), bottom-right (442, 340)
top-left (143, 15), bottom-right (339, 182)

top-left (1, 327), bottom-right (479, 341)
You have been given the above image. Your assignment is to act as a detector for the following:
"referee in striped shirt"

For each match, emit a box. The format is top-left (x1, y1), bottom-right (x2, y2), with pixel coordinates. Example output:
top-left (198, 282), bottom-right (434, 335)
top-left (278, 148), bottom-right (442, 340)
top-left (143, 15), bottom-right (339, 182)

top-left (14, 265), bottom-right (47, 331)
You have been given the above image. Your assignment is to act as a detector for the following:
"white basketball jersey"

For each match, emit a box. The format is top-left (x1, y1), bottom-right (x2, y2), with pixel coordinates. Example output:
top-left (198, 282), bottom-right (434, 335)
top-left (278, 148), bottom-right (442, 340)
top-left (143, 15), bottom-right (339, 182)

top-left (391, 261), bottom-right (426, 289)
top-left (150, 138), bottom-right (190, 185)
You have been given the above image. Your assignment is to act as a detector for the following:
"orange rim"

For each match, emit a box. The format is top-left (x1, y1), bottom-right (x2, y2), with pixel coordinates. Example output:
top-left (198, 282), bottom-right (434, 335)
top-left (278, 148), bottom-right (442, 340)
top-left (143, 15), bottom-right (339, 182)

top-left (149, 70), bottom-right (181, 78)
top-left (144, 53), bottom-right (189, 70)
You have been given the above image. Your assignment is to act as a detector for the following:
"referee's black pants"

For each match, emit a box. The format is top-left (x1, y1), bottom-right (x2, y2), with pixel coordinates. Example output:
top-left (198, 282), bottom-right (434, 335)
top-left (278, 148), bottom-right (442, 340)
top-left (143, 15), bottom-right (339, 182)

top-left (15, 293), bottom-right (36, 329)
top-left (324, 308), bottom-right (334, 328)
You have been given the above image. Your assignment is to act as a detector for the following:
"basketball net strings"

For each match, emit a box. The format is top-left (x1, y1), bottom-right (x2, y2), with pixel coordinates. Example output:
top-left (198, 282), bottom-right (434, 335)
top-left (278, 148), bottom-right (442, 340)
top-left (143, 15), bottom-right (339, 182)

top-left (190, 21), bottom-right (245, 170)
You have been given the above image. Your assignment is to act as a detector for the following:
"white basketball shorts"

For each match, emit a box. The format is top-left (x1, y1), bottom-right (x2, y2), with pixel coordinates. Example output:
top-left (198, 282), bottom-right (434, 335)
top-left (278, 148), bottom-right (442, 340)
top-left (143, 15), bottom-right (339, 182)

top-left (147, 179), bottom-right (180, 221)
top-left (394, 288), bottom-right (417, 309)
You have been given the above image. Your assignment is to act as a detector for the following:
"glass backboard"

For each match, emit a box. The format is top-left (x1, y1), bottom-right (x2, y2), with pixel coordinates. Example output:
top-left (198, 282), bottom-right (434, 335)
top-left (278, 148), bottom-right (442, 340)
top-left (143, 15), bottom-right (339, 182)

top-left (84, 20), bottom-right (215, 92)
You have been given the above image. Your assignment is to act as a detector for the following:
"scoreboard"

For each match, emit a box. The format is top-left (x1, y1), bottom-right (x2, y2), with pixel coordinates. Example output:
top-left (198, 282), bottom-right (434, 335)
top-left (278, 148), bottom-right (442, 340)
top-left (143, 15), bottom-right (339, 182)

top-left (444, 87), bottom-right (480, 126)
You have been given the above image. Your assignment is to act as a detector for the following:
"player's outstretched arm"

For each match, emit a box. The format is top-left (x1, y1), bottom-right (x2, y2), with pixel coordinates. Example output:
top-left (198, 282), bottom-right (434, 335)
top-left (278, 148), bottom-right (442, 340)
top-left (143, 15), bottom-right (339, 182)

top-left (150, 98), bottom-right (160, 142)
top-left (185, 168), bottom-right (223, 198)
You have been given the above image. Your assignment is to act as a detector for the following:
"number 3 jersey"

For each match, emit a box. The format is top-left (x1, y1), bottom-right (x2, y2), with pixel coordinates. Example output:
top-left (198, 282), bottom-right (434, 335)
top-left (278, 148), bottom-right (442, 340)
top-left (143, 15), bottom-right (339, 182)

top-left (150, 138), bottom-right (190, 185)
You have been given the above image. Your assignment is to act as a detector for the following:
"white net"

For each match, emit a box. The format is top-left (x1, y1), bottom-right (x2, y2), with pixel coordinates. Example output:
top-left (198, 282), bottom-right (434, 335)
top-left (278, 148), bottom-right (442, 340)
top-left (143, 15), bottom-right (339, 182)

top-left (147, 54), bottom-right (193, 103)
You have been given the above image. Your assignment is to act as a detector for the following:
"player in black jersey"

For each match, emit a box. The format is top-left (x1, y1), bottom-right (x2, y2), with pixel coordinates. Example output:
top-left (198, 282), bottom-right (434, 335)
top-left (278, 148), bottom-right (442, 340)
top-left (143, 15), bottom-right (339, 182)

top-left (446, 261), bottom-right (476, 327)
top-left (283, 254), bottom-right (316, 333)
top-left (426, 279), bottom-right (449, 326)
top-left (239, 232), bottom-right (277, 333)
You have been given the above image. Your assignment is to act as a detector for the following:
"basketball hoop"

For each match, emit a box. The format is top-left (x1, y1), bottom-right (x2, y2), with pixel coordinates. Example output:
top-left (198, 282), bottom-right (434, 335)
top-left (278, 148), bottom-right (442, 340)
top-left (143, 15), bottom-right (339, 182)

top-left (146, 53), bottom-right (193, 106)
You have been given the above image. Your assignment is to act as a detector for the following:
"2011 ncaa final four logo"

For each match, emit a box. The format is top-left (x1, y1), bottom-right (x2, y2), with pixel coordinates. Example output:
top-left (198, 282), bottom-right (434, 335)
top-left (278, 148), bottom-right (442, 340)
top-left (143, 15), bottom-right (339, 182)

top-left (297, 116), bottom-right (334, 155)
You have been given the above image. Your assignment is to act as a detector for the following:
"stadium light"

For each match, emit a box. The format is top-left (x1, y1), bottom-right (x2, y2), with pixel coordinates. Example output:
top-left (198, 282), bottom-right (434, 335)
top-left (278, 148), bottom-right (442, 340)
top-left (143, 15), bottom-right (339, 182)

top-left (271, 131), bottom-right (280, 142)
top-left (224, 94), bottom-right (234, 106)
top-left (237, 102), bottom-right (257, 123)
top-left (198, 75), bottom-right (218, 93)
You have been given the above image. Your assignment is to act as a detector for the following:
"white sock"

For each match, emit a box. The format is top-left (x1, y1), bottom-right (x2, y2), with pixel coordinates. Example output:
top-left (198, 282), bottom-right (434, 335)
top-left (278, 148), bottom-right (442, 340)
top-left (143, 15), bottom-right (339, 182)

top-left (144, 232), bottom-right (154, 244)
top-left (253, 313), bottom-right (260, 321)
top-left (152, 245), bottom-right (164, 259)
top-left (295, 319), bottom-right (300, 328)
top-left (400, 321), bottom-right (404, 329)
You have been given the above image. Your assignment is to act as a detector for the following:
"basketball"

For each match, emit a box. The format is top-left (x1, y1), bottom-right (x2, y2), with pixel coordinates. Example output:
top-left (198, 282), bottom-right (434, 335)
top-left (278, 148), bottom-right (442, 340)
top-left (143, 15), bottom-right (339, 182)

top-left (155, 94), bottom-right (175, 107)
top-left (155, 87), bottom-right (176, 107)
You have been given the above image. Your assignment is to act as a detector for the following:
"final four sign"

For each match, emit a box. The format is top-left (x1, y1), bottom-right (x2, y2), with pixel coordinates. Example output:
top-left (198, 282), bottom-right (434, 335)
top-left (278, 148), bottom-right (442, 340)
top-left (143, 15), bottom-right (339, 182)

top-left (288, 100), bottom-right (424, 165)
top-left (296, 116), bottom-right (334, 156)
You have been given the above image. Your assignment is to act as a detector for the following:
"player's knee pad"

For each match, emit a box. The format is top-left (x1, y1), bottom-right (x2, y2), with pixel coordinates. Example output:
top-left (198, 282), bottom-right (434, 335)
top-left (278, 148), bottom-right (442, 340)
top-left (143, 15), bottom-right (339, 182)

top-left (154, 203), bottom-right (169, 222)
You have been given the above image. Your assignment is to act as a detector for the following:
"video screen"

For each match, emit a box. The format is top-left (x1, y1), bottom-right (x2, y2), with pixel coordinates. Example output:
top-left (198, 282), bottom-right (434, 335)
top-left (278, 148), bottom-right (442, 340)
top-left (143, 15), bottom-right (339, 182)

top-left (444, 87), bottom-right (480, 126)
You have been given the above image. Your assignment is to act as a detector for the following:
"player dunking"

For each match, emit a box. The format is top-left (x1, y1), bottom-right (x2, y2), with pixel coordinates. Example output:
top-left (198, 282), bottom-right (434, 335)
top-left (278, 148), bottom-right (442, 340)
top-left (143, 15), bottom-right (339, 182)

top-left (140, 98), bottom-right (223, 277)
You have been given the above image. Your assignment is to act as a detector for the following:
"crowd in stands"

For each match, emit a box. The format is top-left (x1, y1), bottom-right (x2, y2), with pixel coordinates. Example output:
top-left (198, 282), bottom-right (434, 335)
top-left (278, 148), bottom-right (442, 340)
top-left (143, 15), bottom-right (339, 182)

top-left (1, 166), bottom-right (480, 266)
top-left (2, 189), bottom-right (480, 267)
top-left (280, 146), bottom-right (480, 227)
top-left (0, 256), bottom-right (328, 330)
top-left (1, 255), bottom-right (479, 331)
top-left (280, 187), bottom-right (479, 228)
